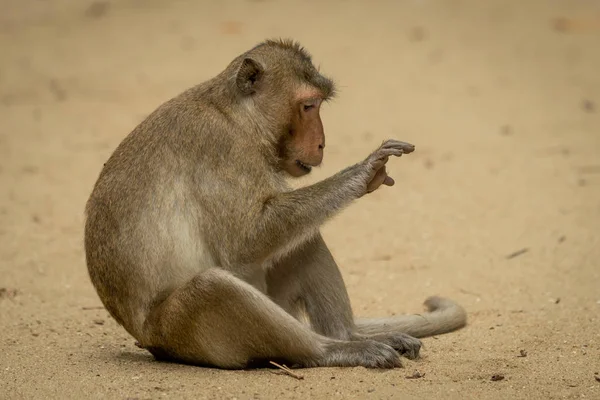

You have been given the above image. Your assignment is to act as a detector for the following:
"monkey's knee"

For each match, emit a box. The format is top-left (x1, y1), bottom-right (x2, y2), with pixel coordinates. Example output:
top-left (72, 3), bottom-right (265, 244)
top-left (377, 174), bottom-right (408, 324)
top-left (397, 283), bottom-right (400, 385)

top-left (139, 270), bottom-right (251, 366)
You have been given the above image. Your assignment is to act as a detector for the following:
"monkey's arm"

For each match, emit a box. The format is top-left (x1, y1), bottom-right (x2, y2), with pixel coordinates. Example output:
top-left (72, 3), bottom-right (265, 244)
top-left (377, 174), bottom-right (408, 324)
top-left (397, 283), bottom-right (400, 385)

top-left (241, 140), bottom-right (414, 263)
top-left (238, 164), bottom-right (364, 262)
top-left (266, 163), bottom-right (366, 220)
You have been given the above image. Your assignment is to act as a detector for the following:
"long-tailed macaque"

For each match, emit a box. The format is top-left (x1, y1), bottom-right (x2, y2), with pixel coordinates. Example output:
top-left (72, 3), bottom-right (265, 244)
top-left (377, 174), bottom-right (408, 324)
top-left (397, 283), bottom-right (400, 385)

top-left (84, 39), bottom-right (466, 369)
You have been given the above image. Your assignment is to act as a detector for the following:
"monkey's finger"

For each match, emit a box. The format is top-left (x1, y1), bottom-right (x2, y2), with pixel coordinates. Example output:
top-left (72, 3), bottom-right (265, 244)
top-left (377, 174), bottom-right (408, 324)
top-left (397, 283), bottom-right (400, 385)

top-left (371, 166), bottom-right (387, 183)
top-left (383, 175), bottom-right (395, 186)
top-left (381, 140), bottom-right (415, 154)
top-left (366, 167), bottom-right (388, 192)
top-left (383, 139), bottom-right (415, 150)
top-left (374, 149), bottom-right (402, 160)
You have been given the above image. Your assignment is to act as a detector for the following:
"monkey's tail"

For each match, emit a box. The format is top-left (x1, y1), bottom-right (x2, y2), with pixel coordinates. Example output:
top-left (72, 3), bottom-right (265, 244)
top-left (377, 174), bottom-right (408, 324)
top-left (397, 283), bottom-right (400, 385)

top-left (354, 296), bottom-right (467, 339)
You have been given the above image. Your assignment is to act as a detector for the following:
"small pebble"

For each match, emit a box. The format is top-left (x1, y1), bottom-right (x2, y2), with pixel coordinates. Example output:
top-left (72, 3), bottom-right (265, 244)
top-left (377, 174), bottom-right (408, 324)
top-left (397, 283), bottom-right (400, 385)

top-left (582, 99), bottom-right (595, 113)
top-left (518, 350), bottom-right (527, 357)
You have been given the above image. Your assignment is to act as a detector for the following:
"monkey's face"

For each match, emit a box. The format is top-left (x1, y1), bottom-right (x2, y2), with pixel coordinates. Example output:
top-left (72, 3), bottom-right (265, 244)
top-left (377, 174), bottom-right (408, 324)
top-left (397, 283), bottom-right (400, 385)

top-left (232, 42), bottom-right (335, 178)
top-left (280, 94), bottom-right (325, 177)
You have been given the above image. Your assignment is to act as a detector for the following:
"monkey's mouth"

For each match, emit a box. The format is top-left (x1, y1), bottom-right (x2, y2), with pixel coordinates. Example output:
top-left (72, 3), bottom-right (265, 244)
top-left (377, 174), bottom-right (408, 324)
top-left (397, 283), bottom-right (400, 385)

top-left (295, 160), bottom-right (313, 173)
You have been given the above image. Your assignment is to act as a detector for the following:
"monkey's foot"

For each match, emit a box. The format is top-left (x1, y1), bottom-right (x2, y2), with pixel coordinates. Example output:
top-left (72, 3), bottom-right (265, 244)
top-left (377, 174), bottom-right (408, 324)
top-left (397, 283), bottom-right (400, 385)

top-left (366, 333), bottom-right (422, 360)
top-left (317, 340), bottom-right (403, 369)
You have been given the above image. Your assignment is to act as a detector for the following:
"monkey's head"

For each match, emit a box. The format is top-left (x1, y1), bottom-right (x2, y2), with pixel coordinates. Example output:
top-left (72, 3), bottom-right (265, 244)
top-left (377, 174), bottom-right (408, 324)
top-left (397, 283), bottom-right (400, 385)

top-left (232, 39), bottom-right (336, 178)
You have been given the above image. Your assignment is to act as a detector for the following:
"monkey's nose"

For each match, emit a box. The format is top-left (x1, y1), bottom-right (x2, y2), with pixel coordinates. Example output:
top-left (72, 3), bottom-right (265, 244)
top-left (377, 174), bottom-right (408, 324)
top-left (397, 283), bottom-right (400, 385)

top-left (314, 149), bottom-right (324, 165)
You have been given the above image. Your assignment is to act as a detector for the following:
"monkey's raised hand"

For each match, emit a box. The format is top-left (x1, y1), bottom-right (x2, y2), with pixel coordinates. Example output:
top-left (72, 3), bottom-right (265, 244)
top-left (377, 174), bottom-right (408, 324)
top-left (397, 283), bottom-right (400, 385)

top-left (364, 140), bottom-right (415, 193)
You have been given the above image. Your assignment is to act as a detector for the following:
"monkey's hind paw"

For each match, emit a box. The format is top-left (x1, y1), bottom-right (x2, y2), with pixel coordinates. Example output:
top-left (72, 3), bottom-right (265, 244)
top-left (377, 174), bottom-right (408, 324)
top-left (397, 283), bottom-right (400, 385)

top-left (322, 340), bottom-right (403, 369)
top-left (372, 333), bottom-right (422, 360)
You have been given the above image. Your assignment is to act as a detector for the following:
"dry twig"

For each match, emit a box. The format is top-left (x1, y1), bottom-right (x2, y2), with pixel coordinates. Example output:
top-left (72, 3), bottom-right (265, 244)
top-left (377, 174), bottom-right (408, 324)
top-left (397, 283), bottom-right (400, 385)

top-left (269, 361), bottom-right (304, 380)
top-left (506, 248), bottom-right (529, 259)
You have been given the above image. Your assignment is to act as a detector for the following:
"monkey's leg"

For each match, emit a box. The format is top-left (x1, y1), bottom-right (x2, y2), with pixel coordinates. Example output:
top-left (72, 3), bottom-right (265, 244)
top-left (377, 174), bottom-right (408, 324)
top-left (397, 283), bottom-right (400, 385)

top-left (141, 268), bottom-right (402, 369)
top-left (267, 235), bottom-right (422, 360)
top-left (267, 234), bottom-right (354, 339)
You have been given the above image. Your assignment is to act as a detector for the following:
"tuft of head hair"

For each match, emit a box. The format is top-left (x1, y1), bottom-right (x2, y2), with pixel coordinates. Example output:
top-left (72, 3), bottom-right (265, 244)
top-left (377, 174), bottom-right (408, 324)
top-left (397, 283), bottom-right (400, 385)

top-left (254, 38), bottom-right (313, 63)
top-left (250, 38), bottom-right (337, 100)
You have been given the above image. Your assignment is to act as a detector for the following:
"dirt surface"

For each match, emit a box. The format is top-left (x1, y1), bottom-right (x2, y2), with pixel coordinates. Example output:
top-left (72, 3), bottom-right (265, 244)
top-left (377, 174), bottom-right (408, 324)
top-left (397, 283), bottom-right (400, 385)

top-left (1, 1), bottom-right (599, 399)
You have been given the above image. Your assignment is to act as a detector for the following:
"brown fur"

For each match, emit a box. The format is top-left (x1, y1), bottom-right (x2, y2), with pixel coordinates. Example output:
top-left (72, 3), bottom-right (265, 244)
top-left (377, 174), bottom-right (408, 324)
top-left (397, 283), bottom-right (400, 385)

top-left (84, 39), bottom-right (466, 369)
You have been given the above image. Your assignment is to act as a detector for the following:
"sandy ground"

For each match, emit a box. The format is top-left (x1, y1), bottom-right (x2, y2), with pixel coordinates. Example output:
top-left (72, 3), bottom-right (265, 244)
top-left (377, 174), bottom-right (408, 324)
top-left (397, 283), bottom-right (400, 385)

top-left (1, 0), bottom-right (599, 399)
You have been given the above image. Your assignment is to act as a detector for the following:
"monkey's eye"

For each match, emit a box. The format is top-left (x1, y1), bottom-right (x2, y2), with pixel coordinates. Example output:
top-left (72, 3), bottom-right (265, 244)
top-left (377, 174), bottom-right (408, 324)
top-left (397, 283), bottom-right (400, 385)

top-left (302, 99), bottom-right (320, 112)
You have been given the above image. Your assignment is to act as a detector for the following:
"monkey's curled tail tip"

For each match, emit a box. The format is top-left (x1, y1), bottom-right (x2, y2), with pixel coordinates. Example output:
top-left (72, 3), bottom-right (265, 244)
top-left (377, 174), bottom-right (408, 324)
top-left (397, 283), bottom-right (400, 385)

top-left (423, 295), bottom-right (468, 329)
top-left (424, 296), bottom-right (455, 310)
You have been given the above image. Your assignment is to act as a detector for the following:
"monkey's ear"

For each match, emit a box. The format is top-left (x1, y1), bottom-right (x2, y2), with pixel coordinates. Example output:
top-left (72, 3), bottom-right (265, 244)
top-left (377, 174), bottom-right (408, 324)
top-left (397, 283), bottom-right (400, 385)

top-left (236, 58), bottom-right (264, 95)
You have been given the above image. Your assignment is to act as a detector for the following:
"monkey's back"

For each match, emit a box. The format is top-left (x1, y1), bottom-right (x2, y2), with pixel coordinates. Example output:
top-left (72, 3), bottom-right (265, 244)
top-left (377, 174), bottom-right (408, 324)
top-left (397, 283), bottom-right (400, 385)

top-left (84, 98), bottom-right (228, 337)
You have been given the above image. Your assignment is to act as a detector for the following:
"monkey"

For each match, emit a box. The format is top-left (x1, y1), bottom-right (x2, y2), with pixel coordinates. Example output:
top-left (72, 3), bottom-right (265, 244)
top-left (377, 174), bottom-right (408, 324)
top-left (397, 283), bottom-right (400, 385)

top-left (84, 39), bottom-right (467, 370)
